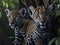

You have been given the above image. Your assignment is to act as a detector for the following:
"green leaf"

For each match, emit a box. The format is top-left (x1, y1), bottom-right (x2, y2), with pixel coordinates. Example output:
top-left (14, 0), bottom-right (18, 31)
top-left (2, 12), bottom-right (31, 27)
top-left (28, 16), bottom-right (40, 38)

top-left (9, 2), bottom-right (15, 8)
top-left (14, 0), bottom-right (19, 3)
top-left (58, 28), bottom-right (60, 34)
top-left (9, 0), bottom-right (13, 1)
top-left (5, 2), bottom-right (8, 8)
top-left (48, 38), bottom-right (56, 45)
top-left (59, 0), bottom-right (60, 3)
top-left (4, 0), bottom-right (8, 1)
top-left (56, 37), bottom-right (60, 45)
top-left (56, 10), bottom-right (60, 16)
top-left (0, 11), bottom-right (2, 18)
top-left (2, 0), bottom-right (6, 6)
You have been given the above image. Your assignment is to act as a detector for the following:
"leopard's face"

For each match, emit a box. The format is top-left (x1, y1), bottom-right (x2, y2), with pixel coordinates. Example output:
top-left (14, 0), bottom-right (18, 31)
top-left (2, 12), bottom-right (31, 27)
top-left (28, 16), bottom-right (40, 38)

top-left (5, 9), bottom-right (25, 28)
top-left (5, 9), bottom-right (14, 28)
top-left (28, 6), bottom-right (46, 24)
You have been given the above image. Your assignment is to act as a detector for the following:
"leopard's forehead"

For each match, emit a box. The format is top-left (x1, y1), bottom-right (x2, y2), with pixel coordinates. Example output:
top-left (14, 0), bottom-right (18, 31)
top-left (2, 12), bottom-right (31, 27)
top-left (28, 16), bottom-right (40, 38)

top-left (11, 10), bottom-right (20, 16)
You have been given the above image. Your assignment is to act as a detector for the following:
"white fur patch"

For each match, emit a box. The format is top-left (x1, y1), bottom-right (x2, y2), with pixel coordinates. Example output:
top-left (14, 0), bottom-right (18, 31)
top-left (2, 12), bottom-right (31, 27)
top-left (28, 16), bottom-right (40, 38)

top-left (9, 23), bottom-right (15, 28)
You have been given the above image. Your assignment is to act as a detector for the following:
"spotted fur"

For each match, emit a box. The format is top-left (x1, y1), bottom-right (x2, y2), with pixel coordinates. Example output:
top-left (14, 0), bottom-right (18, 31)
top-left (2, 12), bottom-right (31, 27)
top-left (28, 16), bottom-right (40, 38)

top-left (5, 8), bottom-right (44, 45)
top-left (28, 6), bottom-right (56, 45)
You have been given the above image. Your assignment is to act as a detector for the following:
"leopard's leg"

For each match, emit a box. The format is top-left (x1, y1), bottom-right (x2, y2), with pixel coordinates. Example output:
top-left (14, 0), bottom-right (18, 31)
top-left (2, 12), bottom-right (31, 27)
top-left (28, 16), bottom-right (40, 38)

top-left (14, 28), bottom-right (25, 45)
top-left (13, 19), bottom-right (31, 45)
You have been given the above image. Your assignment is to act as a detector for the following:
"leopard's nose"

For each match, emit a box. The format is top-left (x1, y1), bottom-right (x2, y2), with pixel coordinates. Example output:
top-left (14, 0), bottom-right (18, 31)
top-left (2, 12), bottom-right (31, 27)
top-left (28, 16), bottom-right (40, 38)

top-left (11, 22), bottom-right (14, 25)
top-left (41, 18), bottom-right (45, 23)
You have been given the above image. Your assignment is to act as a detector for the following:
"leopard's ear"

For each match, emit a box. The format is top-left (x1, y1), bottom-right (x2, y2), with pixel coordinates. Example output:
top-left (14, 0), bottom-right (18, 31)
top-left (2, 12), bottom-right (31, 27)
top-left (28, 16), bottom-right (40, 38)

top-left (5, 8), bottom-right (10, 14)
top-left (5, 8), bottom-right (11, 17)
top-left (28, 6), bottom-right (34, 16)
top-left (19, 8), bottom-right (26, 17)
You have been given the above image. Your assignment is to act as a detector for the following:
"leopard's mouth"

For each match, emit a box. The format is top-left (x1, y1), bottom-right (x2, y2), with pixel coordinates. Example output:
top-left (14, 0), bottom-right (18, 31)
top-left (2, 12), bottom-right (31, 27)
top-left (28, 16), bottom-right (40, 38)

top-left (9, 23), bottom-right (15, 29)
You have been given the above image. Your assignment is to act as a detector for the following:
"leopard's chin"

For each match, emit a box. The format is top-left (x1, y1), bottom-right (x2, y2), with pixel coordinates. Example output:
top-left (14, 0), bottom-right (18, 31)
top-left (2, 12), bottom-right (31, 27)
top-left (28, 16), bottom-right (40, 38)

top-left (9, 23), bottom-right (15, 29)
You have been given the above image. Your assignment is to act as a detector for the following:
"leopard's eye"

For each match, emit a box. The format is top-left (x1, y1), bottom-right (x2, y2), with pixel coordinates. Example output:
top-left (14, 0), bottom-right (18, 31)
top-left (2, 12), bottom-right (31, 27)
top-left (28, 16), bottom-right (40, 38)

top-left (7, 13), bottom-right (11, 18)
top-left (34, 11), bottom-right (39, 18)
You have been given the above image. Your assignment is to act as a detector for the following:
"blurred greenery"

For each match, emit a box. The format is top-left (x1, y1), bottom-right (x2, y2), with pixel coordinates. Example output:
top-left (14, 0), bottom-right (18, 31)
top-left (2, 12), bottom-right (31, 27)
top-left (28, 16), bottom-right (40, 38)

top-left (56, 10), bottom-right (60, 16)
top-left (48, 38), bottom-right (56, 45)
top-left (0, 0), bottom-right (60, 45)
top-left (0, 11), bottom-right (2, 18)
top-left (56, 37), bottom-right (60, 45)
top-left (9, 2), bottom-right (15, 8)
top-left (14, 0), bottom-right (19, 3)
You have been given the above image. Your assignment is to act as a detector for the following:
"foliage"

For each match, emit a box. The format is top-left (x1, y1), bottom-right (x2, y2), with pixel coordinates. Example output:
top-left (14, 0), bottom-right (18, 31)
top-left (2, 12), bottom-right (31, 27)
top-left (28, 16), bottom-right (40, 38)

top-left (56, 37), bottom-right (60, 45)
top-left (0, 11), bottom-right (2, 18)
